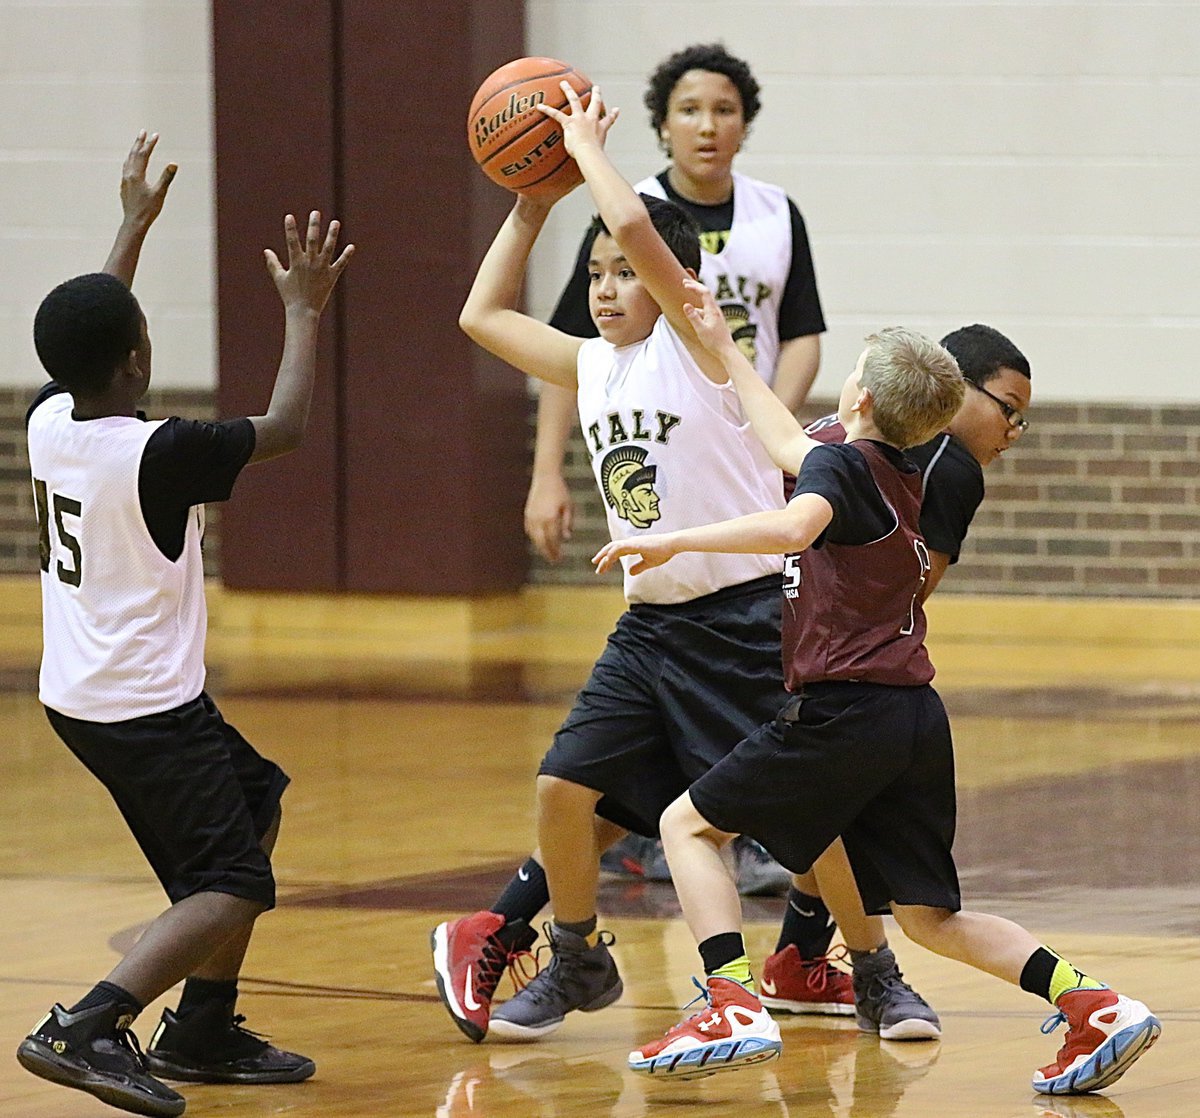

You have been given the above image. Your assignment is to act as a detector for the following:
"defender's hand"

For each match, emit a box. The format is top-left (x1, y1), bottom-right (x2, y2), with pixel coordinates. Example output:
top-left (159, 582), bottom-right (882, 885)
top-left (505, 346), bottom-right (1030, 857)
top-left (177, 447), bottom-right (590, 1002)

top-left (264, 211), bottom-right (355, 314)
top-left (120, 130), bottom-right (176, 229)
top-left (681, 278), bottom-right (738, 358)
top-left (592, 534), bottom-right (677, 576)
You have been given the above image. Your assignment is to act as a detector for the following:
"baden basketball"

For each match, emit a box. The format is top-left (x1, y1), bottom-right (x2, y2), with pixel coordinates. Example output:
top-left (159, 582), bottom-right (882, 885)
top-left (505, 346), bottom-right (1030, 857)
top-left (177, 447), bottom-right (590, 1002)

top-left (467, 57), bottom-right (592, 203)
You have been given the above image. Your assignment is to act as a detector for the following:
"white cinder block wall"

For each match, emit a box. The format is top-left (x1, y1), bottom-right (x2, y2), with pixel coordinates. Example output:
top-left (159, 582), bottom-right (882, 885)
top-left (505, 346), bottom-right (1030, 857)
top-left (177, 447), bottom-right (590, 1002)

top-left (525, 0), bottom-right (1200, 403)
top-left (1, 2), bottom-right (1196, 403)
top-left (0, 0), bottom-right (215, 388)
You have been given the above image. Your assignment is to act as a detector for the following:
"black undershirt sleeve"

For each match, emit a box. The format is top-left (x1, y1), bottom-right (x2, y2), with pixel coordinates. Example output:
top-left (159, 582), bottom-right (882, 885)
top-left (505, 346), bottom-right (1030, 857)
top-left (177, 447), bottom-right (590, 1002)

top-left (26, 382), bottom-right (69, 425)
top-left (909, 439), bottom-right (985, 562)
top-left (138, 417), bottom-right (256, 561)
top-left (790, 443), bottom-right (900, 547)
top-left (548, 227), bottom-right (601, 337)
top-left (776, 201), bottom-right (826, 341)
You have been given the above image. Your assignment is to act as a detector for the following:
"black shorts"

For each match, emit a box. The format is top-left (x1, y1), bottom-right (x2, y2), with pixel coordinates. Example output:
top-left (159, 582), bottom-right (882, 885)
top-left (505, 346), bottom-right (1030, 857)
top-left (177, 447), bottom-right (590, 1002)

top-left (539, 575), bottom-right (787, 837)
top-left (690, 681), bottom-right (961, 913)
top-left (45, 692), bottom-right (288, 909)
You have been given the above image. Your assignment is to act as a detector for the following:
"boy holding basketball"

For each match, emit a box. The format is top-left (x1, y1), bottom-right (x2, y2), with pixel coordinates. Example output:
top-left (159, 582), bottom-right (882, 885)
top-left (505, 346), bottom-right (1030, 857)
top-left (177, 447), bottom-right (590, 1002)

top-left (444, 82), bottom-right (810, 1042)
top-left (17, 134), bottom-right (352, 1116)
top-left (592, 280), bottom-right (1160, 1094)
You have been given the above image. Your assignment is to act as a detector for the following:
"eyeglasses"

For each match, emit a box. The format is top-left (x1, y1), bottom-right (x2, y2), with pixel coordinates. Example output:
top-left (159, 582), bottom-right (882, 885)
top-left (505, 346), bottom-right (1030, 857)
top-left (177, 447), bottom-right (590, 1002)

top-left (969, 380), bottom-right (1029, 432)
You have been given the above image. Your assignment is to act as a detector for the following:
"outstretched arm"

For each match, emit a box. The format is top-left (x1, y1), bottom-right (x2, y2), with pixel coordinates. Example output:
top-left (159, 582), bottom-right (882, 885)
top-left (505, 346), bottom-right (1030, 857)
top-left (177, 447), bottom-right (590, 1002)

top-left (459, 195), bottom-right (584, 388)
top-left (249, 211), bottom-right (354, 463)
top-left (537, 85), bottom-right (727, 383)
top-left (682, 278), bottom-right (819, 476)
top-left (103, 130), bottom-right (177, 287)
top-left (592, 494), bottom-right (833, 575)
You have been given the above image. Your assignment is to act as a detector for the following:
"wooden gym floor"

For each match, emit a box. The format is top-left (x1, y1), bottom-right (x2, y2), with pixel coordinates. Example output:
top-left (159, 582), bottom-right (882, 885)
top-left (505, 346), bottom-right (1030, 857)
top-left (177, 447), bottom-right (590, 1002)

top-left (1, 579), bottom-right (1198, 1117)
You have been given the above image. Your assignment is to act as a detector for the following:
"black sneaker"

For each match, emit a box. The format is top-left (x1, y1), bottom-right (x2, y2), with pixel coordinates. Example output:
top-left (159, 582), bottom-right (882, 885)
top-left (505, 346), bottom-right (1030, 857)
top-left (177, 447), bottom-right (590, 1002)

top-left (16, 1002), bottom-right (185, 1117)
top-left (145, 999), bottom-right (315, 1084)
top-left (488, 923), bottom-right (623, 1041)
top-left (852, 947), bottom-right (941, 1040)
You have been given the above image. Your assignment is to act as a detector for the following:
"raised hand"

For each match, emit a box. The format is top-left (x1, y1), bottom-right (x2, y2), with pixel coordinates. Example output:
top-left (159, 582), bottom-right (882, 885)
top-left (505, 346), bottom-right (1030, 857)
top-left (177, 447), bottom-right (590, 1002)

top-left (681, 277), bottom-right (738, 357)
top-left (264, 211), bottom-right (355, 315)
top-left (103, 131), bottom-right (178, 284)
top-left (535, 81), bottom-right (619, 159)
top-left (592, 533), bottom-right (679, 576)
top-left (119, 130), bottom-right (177, 230)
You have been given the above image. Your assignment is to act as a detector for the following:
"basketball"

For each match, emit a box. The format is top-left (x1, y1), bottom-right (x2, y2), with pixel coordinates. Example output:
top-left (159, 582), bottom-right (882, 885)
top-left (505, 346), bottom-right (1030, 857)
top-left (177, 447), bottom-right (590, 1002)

top-left (467, 57), bottom-right (592, 203)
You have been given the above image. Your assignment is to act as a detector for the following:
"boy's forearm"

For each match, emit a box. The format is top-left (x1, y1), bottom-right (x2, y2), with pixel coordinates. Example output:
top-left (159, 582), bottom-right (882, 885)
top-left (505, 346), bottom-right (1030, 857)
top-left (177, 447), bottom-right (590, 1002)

top-left (572, 144), bottom-right (645, 243)
top-left (461, 197), bottom-right (550, 326)
top-left (713, 342), bottom-right (814, 470)
top-left (253, 307), bottom-right (320, 460)
top-left (103, 218), bottom-right (153, 288)
top-left (531, 383), bottom-right (577, 478)
top-left (669, 503), bottom-right (828, 557)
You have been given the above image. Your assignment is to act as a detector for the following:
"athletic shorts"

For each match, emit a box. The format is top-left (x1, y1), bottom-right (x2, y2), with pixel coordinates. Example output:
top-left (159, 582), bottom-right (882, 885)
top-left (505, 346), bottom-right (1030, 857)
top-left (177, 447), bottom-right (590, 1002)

top-left (539, 575), bottom-right (787, 837)
top-left (690, 680), bottom-right (961, 913)
top-left (45, 692), bottom-right (288, 909)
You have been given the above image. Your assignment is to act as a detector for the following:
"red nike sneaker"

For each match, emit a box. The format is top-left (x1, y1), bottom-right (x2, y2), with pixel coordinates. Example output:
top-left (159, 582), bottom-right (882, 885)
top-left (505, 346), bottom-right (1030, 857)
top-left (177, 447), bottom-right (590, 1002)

top-left (1032, 987), bottom-right (1160, 1095)
top-left (432, 912), bottom-right (535, 1042)
top-left (759, 945), bottom-right (855, 1016)
top-left (629, 976), bottom-right (782, 1080)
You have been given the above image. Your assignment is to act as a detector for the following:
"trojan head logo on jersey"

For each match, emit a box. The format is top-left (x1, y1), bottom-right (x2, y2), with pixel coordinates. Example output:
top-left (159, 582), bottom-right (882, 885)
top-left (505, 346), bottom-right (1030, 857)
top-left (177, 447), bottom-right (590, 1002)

top-left (600, 445), bottom-right (660, 529)
top-left (721, 301), bottom-right (758, 365)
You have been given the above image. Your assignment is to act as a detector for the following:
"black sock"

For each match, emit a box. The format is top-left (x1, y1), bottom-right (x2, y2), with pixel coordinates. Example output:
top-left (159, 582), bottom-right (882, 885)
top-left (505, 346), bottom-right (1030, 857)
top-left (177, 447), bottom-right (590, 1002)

top-left (177, 977), bottom-right (238, 1017)
top-left (492, 858), bottom-right (549, 925)
top-left (1019, 947), bottom-right (1060, 1001)
top-left (774, 888), bottom-right (836, 957)
top-left (555, 915), bottom-right (597, 939)
top-left (69, 981), bottom-right (143, 1017)
top-left (699, 932), bottom-right (746, 975)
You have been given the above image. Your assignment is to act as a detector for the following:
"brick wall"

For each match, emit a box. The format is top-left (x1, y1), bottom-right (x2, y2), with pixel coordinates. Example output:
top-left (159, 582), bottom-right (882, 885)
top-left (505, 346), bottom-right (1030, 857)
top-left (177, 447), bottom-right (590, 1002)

top-left (1, 388), bottom-right (220, 577)
top-left (529, 399), bottom-right (1200, 599)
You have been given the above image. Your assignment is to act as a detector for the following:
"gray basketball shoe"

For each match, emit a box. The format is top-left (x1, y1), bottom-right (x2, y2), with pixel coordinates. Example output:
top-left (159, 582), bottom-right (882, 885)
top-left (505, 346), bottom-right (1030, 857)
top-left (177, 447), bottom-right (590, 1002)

top-left (852, 946), bottom-right (941, 1040)
top-left (488, 923), bottom-right (623, 1041)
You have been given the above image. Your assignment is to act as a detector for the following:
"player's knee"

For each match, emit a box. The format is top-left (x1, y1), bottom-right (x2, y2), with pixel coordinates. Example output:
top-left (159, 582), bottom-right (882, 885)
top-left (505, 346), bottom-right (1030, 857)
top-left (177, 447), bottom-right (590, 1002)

top-left (659, 794), bottom-right (709, 845)
top-left (536, 773), bottom-right (602, 815)
top-left (892, 903), bottom-right (953, 948)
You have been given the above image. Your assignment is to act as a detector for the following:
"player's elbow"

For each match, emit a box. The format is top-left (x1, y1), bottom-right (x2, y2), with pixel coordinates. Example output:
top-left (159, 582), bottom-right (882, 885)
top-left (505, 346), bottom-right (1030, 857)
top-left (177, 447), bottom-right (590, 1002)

top-left (458, 303), bottom-right (484, 341)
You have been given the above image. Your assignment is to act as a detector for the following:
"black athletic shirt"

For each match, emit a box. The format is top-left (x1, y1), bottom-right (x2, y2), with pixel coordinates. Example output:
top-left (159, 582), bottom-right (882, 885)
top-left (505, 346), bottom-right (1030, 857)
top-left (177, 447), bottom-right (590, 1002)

top-left (791, 440), bottom-right (918, 548)
top-left (903, 433), bottom-right (984, 563)
top-left (549, 171), bottom-right (825, 341)
top-left (28, 383), bottom-right (256, 562)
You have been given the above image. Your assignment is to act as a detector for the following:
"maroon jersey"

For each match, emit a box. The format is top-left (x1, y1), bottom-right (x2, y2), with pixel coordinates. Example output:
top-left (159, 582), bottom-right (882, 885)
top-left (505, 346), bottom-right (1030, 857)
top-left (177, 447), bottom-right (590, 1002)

top-left (803, 413), bottom-right (846, 444)
top-left (783, 440), bottom-right (933, 688)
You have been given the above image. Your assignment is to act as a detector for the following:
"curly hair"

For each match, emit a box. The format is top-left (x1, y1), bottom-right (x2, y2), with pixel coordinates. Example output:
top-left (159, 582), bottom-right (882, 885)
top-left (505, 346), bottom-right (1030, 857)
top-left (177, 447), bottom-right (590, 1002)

top-left (643, 43), bottom-right (762, 135)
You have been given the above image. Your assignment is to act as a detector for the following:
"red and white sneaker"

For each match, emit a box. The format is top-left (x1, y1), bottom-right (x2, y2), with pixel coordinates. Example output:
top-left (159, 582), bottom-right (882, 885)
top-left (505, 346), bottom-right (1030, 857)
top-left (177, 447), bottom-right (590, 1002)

top-left (629, 976), bottom-right (782, 1080)
top-left (1032, 987), bottom-right (1161, 1095)
top-left (760, 944), bottom-right (855, 1016)
top-left (432, 912), bottom-right (536, 1043)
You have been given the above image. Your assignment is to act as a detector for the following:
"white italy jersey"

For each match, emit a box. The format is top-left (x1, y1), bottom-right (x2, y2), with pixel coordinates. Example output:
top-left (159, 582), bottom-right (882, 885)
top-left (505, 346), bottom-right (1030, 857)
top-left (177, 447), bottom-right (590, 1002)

top-left (637, 171), bottom-right (792, 386)
top-left (27, 392), bottom-right (207, 722)
top-left (577, 315), bottom-right (784, 605)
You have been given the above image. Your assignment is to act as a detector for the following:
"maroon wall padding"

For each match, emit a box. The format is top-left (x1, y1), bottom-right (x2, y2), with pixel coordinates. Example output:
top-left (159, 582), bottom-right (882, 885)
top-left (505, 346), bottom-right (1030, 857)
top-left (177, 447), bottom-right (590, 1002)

top-left (212, 1), bottom-right (341, 590)
top-left (212, 0), bottom-right (528, 592)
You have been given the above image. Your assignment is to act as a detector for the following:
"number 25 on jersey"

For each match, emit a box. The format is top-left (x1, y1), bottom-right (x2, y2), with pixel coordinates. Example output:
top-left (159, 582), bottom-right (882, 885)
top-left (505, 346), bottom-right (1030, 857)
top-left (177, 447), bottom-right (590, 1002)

top-left (33, 479), bottom-right (83, 587)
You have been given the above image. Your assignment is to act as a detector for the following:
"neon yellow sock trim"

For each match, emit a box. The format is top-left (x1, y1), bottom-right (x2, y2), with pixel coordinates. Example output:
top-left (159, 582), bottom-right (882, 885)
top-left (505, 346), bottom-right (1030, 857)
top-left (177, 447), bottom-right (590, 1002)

top-left (1049, 956), bottom-right (1105, 1005)
top-left (711, 956), bottom-right (754, 992)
